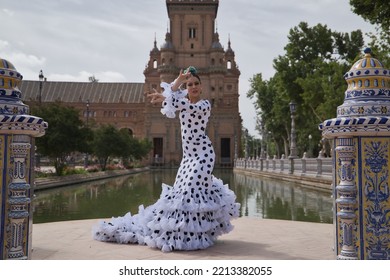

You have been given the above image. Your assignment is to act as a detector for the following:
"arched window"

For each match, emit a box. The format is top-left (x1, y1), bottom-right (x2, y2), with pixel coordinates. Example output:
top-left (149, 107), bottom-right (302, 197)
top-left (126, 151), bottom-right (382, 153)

top-left (227, 60), bottom-right (232, 69)
top-left (153, 59), bottom-right (158, 69)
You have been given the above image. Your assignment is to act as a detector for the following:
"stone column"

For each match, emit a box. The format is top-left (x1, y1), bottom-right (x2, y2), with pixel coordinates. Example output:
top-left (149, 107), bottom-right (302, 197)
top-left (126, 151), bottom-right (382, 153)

top-left (0, 58), bottom-right (47, 259)
top-left (334, 137), bottom-right (357, 259)
top-left (320, 48), bottom-right (390, 259)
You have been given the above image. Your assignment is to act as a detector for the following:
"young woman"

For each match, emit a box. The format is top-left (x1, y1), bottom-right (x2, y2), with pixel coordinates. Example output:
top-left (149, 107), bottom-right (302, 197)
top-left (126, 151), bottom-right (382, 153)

top-left (93, 66), bottom-right (240, 252)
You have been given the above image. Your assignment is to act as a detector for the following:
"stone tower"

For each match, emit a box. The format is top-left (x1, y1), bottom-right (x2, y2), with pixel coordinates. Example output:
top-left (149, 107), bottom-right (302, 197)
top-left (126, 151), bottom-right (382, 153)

top-left (144, 0), bottom-right (242, 167)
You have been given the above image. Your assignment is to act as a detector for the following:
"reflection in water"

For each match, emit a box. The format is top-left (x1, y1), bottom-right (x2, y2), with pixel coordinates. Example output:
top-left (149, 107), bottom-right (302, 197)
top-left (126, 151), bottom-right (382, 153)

top-left (232, 173), bottom-right (333, 224)
top-left (32, 169), bottom-right (333, 224)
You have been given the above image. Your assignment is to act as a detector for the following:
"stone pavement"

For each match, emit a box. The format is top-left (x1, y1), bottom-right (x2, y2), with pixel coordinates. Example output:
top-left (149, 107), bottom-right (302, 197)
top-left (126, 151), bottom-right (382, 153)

top-left (31, 217), bottom-right (335, 260)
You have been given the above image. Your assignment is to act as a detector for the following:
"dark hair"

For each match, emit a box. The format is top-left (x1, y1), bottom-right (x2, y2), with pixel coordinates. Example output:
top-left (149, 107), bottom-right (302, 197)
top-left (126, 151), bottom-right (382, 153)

top-left (191, 73), bottom-right (201, 83)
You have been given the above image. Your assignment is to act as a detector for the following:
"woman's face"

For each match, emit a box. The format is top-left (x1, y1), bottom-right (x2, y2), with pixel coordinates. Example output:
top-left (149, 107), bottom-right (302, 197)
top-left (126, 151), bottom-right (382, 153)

top-left (186, 75), bottom-right (201, 102)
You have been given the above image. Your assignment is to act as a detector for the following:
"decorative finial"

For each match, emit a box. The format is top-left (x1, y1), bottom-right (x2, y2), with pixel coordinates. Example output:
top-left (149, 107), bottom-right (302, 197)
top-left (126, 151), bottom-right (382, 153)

top-left (153, 33), bottom-right (157, 48)
top-left (364, 47), bottom-right (372, 57)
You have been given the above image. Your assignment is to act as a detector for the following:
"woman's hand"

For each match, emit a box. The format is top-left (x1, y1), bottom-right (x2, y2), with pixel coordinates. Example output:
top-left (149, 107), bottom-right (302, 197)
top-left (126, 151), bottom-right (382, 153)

top-left (147, 88), bottom-right (165, 104)
top-left (171, 68), bottom-right (192, 91)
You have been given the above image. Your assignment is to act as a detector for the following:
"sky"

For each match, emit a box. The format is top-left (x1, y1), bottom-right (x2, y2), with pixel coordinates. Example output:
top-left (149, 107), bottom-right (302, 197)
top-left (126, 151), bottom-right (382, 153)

top-left (0, 0), bottom-right (377, 137)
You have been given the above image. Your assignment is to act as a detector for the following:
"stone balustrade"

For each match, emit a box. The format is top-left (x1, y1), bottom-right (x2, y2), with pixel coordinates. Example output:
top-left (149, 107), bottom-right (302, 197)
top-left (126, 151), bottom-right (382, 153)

top-left (234, 155), bottom-right (333, 191)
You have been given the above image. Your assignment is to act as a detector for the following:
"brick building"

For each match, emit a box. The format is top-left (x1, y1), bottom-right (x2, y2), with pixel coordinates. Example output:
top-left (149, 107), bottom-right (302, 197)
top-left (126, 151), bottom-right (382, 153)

top-left (20, 0), bottom-right (242, 167)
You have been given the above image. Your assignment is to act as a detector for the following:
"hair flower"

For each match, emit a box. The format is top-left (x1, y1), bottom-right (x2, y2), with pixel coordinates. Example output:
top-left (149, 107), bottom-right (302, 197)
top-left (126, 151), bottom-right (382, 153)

top-left (185, 66), bottom-right (197, 75)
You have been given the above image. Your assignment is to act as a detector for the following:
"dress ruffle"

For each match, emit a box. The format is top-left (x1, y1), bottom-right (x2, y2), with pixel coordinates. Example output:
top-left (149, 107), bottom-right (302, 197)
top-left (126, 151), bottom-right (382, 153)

top-left (92, 176), bottom-right (240, 252)
top-left (160, 81), bottom-right (187, 118)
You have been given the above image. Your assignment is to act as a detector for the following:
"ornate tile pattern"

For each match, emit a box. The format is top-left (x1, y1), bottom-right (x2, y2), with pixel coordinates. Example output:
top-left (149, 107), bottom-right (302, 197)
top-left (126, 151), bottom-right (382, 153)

top-left (361, 137), bottom-right (390, 259)
top-left (321, 49), bottom-right (390, 259)
top-left (0, 57), bottom-right (47, 259)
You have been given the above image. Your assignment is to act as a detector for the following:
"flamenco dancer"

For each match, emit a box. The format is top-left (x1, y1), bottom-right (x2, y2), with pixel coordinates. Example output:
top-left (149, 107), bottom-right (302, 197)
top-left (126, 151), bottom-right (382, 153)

top-left (93, 66), bottom-right (240, 252)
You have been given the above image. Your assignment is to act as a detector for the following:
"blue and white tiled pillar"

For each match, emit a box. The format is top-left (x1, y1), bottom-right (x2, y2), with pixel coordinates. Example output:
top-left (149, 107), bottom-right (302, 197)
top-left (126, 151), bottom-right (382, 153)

top-left (0, 58), bottom-right (47, 259)
top-left (320, 48), bottom-right (390, 259)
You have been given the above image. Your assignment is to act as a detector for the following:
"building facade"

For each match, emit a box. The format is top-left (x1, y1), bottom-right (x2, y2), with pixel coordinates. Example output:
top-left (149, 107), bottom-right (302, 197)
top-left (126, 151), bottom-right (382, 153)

top-left (20, 0), bottom-right (242, 167)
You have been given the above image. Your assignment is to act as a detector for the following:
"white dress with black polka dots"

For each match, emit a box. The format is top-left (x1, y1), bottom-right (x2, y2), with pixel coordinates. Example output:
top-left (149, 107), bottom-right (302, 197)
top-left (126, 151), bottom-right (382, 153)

top-left (93, 82), bottom-right (240, 252)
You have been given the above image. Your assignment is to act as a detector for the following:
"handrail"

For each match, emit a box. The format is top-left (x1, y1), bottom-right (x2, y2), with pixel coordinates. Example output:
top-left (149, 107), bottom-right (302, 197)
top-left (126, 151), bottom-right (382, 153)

top-left (234, 156), bottom-right (333, 191)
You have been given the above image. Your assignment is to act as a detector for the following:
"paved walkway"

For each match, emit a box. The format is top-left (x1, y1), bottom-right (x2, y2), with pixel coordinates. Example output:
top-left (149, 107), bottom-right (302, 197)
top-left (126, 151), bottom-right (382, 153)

top-left (31, 217), bottom-right (335, 260)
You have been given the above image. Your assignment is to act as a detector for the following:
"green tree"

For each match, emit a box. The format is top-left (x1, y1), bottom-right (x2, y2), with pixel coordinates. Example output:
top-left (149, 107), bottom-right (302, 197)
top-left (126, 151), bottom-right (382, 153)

top-left (33, 103), bottom-right (91, 175)
top-left (128, 137), bottom-right (153, 162)
top-left (92, 125), bottom-right (127, 170)
top-left (333, 30), bottom-right (365, 62)
top-left (92, 125), bottom-right (152, 170)
top-left (118, 128), bottom-right (152, 167)
top-left (248, 22), bottom-right (364, 157)
top-left (248, 74), bottom-right (289, 157)
top-left (349, 0), bottom-right (390, 31)
top-left (349, 0), bottom-right (390, 65)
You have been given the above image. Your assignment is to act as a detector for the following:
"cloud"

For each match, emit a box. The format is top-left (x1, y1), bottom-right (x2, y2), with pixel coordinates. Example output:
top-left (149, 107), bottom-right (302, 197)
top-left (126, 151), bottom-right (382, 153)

top-left (0, 40), bottom-right (10, 49)
top-left (0, 40), bottom-right (46, 74)
top-left (1, 8), bottom-right (14, 16)
top-left (8, 53), bottom-right (46, 68)
top-left (48, 70), bottom-right (126, 83)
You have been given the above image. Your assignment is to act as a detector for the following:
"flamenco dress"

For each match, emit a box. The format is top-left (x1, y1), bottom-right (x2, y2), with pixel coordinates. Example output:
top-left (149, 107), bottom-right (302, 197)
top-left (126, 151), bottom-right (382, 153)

top-left (92, 82), bottom-right (240, 252)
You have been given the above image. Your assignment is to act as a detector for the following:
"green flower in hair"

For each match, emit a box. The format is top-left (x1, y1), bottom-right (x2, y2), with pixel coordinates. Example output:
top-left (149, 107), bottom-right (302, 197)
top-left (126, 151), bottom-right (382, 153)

top-left (184, 66), bottom-right (197, 75)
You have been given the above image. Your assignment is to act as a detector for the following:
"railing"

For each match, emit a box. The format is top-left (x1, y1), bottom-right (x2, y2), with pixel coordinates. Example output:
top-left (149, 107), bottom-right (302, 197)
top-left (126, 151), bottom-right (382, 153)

top-left (234, 154), bottom-right (334, 191)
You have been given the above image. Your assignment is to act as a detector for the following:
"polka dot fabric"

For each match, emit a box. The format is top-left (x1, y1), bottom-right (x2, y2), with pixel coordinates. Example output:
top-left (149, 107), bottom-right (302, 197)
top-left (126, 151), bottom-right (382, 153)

top-left (93, 82), bottom-right (240, 252)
